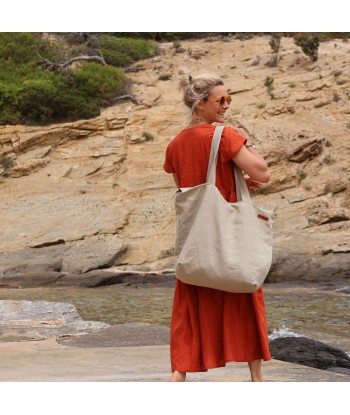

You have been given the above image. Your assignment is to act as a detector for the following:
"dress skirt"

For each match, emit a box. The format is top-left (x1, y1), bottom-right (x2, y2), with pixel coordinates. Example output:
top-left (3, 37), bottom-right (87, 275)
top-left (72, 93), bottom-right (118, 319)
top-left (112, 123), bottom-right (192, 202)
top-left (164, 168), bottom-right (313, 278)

top-left (170, 279), bottom-right (271, 372)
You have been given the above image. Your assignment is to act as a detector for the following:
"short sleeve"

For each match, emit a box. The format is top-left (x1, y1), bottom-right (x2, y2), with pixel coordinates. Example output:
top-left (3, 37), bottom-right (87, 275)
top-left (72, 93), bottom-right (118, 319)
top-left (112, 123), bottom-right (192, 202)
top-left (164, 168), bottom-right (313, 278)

top-left (164, 142), bottom-right (176, 173)
top-left (220, 127), bottom-right (247, 162)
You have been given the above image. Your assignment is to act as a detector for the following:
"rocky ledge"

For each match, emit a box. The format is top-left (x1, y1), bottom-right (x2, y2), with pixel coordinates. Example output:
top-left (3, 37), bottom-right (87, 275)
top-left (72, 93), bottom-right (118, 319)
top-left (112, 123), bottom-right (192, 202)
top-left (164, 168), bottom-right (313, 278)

top-left (0, 299), bottom-right (109, 342)
top-left (1, 299), bottom-right (349, 379)
top-left (0, 260), bottom-right (176, 288)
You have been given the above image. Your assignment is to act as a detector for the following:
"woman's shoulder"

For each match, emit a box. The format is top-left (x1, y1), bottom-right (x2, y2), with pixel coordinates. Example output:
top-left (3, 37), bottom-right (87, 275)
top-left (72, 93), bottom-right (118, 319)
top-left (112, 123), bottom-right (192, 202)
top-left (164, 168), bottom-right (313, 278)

top-left (220, 125), bottom-right (247, 160)
top-left (180, 123), bottom-right (215, 134)
top-left (170, 124), bottom-right (214, 144)
top-left (222, 125), bottom-right (244, 139)
top-left (168, 124), bottom-right (244, 145)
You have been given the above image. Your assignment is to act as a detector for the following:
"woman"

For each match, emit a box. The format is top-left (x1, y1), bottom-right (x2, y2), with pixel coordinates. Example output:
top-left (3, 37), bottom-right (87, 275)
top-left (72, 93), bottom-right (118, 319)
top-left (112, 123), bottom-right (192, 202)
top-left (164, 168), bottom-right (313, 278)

top-left (163, 73), bottom-right (271, 382)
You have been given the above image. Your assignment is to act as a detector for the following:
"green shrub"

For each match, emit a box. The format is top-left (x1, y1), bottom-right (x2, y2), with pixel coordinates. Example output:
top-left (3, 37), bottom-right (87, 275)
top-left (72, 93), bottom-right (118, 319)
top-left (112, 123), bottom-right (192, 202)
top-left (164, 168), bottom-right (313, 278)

top-left (0, 62), bottom-right (131, 126)
top-left (108, 32), bottom-right (209, 41)
top-left (17, 77), bottom-right (61, 124)
top-left (173, 41), bottom-right (186, 53)
top-left (159, 73), bottom-right (172, 81)
top-left (325, 156), bottom-right (336, 165)
top-left (0, 32), bottom-right (59, 67)
top-left (269, 33), bottom-right (282, 53)
top-left (74, 63), bottom-right (128, 100)
top-left (0, 33), bottom-right (132, 125)
top-left (264, 76), bottom-right (274, 88)
top-left (0, 155), bottom-right (15, 171)
top-left (294, 33), bottom-right (320, 61)
top-left (100, 36), bottom-right (158, 67)
top-left (265, 54), bottom-right (279, 67)
top-left (256, 101), bottom-right (266, 109)
top-left (142, 131), bottom-right (154, 141)
top-left (17, 75), bottom-right (97, 124)
top-left (263, 76), bottom-right (274, 98)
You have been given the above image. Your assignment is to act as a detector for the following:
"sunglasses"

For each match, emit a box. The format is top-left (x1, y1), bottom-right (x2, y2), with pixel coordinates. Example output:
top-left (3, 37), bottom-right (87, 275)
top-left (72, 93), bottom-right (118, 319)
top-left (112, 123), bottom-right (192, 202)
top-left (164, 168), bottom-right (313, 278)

top-left (207, 95), bottom-right (232, 106)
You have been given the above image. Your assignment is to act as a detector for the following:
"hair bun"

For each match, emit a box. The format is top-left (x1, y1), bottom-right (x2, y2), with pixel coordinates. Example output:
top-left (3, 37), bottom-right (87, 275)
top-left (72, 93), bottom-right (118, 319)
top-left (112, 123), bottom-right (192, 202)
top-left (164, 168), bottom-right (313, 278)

top-left (179, 76), bottom-right (190, 90)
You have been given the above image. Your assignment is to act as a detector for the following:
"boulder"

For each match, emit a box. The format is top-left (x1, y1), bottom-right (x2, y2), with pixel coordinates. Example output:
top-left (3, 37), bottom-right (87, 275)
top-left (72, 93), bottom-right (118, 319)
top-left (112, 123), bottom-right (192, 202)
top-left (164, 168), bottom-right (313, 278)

top-left (269, 336), bottom-right (350, 371)
top-left (61, 235), bottom-right (125, 273)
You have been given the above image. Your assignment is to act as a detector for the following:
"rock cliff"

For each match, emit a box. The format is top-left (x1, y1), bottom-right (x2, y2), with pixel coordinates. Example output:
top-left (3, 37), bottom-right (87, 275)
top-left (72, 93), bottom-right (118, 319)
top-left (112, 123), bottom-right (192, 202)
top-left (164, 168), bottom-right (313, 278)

top-left (0, 35), bottom-right (349, 286)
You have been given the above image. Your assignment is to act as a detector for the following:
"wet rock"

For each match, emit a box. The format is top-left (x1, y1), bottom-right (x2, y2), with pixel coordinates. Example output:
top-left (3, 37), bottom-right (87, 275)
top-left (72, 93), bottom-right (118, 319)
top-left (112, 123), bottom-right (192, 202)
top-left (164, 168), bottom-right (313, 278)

top-left (0, 300), bottom-right (109, 342)
top-left (269, 336), bottom-right (350, 370)
top-left (57, 322), bottom-right (170, 348)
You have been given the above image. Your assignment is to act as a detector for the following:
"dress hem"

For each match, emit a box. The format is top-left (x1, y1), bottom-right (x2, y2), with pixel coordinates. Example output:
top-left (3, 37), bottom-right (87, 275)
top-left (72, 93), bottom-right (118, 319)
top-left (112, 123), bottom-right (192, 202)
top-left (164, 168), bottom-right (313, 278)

top-left (172, 355), bottom-right (272, 373)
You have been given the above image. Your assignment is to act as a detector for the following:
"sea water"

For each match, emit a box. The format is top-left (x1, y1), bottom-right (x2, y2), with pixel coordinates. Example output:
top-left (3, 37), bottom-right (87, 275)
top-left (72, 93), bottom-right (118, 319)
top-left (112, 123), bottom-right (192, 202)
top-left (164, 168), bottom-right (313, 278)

top-left (0, 280), bottom-right (349, 354)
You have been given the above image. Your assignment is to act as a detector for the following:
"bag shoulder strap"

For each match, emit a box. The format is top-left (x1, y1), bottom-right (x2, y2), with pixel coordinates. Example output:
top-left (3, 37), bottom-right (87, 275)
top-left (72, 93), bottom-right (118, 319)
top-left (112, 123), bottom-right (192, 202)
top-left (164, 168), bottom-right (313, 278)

top-left (206, 125), bottom-right (251, 203)
top-left (206, 126), bottom-right (224, 185)
top-left (234, 165), bottom-right (251, 202)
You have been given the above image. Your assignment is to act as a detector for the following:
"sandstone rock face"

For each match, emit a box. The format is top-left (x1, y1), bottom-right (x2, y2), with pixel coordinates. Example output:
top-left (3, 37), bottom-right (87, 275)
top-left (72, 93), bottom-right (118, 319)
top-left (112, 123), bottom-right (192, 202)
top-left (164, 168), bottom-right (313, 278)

top-left (0, 36), bottom-right (349, 286)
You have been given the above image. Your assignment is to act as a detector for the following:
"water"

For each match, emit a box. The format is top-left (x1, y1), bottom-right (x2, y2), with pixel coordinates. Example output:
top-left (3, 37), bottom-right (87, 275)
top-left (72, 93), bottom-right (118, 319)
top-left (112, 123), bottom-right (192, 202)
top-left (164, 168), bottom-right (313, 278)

top-left (263, 282), bottom-right (350, 353)
top-left (0, 281), bottom-right (349, 353)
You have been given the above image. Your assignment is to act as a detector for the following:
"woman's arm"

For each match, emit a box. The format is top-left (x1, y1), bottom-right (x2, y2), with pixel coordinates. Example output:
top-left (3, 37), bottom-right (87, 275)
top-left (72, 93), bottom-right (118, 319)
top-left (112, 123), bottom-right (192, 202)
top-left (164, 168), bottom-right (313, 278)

top-left (230, 128), bottom-right (270, 183)
top-left (233, 144), bottom-right (270, 183)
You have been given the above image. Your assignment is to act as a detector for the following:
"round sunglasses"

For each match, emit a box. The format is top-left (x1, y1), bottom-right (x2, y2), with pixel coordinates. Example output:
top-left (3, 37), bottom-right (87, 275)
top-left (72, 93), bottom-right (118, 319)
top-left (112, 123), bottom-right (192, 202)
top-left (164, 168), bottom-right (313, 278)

top-left (207, 95), bottom-right (232, 106)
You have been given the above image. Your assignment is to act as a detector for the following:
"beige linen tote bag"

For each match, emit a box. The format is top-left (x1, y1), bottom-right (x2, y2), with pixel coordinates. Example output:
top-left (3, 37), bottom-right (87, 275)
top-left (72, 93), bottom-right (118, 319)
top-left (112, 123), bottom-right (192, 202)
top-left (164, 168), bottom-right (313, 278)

top-left (174, 125), bottom-right (274, 293)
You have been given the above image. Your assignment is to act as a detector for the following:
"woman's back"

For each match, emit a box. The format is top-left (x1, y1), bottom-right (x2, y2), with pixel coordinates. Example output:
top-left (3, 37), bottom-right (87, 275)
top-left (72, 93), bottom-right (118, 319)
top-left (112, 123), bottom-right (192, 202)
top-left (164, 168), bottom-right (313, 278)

top-left (164, 124), bottom-right (246, 202)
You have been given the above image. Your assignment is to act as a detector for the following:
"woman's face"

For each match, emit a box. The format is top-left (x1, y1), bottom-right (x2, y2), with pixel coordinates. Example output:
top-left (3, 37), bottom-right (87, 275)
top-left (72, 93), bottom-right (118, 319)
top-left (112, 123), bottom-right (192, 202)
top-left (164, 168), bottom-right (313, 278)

top-left (196, 85), bottom-right (231, 124)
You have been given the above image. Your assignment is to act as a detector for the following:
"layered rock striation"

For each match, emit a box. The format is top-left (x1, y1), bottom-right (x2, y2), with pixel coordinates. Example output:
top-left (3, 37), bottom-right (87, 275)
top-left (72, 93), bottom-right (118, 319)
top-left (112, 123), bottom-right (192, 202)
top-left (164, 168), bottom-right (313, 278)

top-left (0, 36), bottom-right (349, 287)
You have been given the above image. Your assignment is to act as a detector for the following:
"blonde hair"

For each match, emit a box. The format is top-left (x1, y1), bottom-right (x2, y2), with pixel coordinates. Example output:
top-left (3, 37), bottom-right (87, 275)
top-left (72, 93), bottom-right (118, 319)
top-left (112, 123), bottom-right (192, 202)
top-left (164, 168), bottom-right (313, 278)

top-left (179, 73), bottom-right (224, 113)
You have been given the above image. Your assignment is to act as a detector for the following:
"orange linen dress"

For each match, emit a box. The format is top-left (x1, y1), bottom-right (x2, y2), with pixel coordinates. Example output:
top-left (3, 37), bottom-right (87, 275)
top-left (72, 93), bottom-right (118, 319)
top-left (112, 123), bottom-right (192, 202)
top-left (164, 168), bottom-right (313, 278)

top-left (164, 124), bottom-right (271, 372)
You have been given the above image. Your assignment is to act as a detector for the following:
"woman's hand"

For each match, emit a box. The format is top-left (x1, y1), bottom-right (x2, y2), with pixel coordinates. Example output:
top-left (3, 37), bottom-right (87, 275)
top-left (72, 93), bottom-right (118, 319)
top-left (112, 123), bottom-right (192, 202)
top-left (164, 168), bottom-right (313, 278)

top-left (245, 176), bottom-right (262, 192)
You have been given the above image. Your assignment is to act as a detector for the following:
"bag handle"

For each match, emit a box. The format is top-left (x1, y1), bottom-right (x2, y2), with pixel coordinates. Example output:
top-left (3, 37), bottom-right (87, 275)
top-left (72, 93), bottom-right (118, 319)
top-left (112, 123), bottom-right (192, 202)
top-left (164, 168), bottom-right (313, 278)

top-left (206, 126), bottom-right (251, 203)
top-left (206, 126), bottom-right (224, 185)
top-left (233, 165), bottom-right (251, 202)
